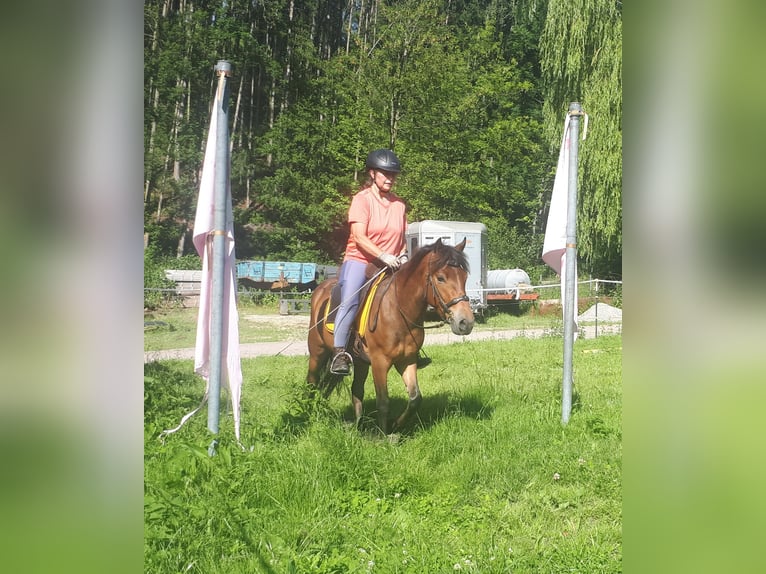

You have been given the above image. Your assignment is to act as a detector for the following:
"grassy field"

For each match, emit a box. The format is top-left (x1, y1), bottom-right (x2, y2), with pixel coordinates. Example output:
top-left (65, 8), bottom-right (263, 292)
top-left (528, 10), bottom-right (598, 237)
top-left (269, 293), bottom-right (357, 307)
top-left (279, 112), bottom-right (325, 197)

top-left (145, 335), bottom-right (622, 573)
top-left (144, 300), bottom-right (567, 352)
top-left (144, 303), bottom-right (313, 351)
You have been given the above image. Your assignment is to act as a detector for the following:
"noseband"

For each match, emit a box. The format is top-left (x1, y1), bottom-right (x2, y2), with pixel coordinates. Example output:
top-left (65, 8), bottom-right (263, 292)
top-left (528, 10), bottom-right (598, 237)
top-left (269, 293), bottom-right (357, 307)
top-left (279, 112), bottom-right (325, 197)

top-left (426, 255), bottom-right (469, 323)
top-left (389, 250), bottom-right (469, 331)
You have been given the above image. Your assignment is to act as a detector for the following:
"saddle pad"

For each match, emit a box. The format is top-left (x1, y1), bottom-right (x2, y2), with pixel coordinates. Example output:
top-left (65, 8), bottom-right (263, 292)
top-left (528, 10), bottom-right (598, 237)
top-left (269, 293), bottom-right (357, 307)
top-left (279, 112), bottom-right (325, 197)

top-left (358, 272), bottom-right (387, 337)
top-left (323, 272), bottom-right (387, 336)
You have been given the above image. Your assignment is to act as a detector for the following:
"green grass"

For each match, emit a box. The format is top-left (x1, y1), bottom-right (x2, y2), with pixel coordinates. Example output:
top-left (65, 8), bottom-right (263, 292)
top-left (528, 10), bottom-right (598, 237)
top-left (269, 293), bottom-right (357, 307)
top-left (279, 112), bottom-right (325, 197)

top-left (145, 335), bottom-right (622, 573)
top-left (144, 302), bottom-right (311, 351)
top-left (143, 301), bottom-right (581, 352)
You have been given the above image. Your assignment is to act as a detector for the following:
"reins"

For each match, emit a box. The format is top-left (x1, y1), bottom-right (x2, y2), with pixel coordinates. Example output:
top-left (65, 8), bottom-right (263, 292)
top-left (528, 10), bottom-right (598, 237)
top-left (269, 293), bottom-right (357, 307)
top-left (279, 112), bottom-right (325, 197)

top-left (393, 276), bottom-right (446, 330)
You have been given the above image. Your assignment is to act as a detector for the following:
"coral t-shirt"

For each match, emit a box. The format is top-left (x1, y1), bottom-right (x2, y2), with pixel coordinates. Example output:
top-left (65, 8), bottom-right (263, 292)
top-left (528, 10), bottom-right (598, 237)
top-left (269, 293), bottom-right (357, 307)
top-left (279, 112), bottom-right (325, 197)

top-left (343, 186), bottom-right (407, 263)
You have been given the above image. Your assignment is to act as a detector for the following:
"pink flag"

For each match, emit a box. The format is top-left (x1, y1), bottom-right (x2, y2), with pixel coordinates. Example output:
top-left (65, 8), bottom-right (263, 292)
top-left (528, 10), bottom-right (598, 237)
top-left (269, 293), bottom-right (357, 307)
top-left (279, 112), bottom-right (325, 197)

top-left (160, 100), bottom-right (243, 443)
top-left (542, 115), bottom-right (579, 335)
top-left (192, 101), bottom-right (243, 441)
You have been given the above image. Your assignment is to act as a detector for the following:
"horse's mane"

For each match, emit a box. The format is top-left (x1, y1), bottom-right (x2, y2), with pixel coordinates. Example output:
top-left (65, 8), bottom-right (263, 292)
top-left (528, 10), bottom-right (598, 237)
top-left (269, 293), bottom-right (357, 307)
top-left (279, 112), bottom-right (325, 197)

top-left (407, 240), bottom-right (470, 273)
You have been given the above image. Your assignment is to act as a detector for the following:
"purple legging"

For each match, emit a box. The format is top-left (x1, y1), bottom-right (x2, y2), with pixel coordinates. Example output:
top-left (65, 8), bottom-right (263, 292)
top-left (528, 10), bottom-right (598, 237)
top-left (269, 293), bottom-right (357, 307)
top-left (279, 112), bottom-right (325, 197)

top-left (333, 260), bottom-right (369, 349)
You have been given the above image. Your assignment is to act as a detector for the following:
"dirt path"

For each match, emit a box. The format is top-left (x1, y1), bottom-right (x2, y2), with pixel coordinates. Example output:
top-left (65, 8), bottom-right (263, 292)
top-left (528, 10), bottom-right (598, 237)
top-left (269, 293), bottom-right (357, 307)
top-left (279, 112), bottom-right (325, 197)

top-left (144, 316), bottom-right (621, 363)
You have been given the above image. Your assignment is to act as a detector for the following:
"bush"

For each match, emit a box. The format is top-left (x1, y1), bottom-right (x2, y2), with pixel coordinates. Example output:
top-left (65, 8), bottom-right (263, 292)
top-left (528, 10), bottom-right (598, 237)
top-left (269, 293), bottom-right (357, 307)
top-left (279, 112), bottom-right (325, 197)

top-left (609, 282), bottom-right (622, 308)
top-left (237, 288), bottom-right (281, 307)
top-left (482, 219), bottom-right (559, 283)
top-left (144, 247), bottom-right (201, 310)
top-left (144, 251), bottom-right (174, 310)
top-left (167, 254), bottom-right (202, 270)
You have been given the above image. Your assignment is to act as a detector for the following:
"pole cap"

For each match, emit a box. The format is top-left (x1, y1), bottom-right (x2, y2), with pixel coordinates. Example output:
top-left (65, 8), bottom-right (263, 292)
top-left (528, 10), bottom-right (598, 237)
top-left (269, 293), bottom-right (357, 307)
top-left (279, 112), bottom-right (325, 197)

top-left (215, 60), bottom-right (232, 75)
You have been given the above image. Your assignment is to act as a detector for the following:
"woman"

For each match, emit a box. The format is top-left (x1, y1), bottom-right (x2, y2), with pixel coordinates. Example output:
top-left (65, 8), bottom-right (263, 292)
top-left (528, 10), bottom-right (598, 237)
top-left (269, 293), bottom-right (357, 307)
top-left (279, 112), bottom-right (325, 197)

top-left (330, 148), bottom-right (408, 375)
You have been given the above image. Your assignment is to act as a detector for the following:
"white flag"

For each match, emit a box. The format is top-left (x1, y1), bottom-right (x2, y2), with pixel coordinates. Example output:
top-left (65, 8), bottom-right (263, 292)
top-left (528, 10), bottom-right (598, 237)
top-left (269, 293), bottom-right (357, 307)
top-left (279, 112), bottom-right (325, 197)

top-left (542, 115), bottom-right (579, 336)
top-left (193, 101), bottom-right (243, 441)
top-left (161, 100), bottom-right (243, 442)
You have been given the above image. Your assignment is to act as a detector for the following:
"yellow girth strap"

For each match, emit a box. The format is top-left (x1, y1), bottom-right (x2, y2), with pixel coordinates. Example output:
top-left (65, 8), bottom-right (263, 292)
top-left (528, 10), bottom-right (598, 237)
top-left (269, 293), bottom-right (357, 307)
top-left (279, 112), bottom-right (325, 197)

top-left (324, 272), bottom-right (387, 337)
top-left (358, 272), bottom-right (387, 338)
top-left (322, 298), bottom-right (335, 334)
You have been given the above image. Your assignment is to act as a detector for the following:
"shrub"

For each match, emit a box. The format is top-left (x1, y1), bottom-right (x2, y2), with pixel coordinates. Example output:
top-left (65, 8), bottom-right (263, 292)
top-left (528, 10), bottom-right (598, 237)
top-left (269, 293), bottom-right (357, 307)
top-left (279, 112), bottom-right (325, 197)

top-left (144, 248), bottom-right (176, 310)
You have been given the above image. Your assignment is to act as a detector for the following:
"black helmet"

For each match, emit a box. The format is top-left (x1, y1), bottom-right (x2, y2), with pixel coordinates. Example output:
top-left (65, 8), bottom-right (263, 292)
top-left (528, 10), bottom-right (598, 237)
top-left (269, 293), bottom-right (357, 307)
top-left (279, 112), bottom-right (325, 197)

top-left (365, 148), bottom-right (401, 173)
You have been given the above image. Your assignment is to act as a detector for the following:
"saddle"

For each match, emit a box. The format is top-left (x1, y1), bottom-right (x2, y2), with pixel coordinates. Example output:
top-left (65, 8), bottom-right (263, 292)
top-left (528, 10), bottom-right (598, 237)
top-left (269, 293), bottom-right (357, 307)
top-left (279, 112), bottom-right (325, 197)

top-left (322, 263), bottom-right (391, 364)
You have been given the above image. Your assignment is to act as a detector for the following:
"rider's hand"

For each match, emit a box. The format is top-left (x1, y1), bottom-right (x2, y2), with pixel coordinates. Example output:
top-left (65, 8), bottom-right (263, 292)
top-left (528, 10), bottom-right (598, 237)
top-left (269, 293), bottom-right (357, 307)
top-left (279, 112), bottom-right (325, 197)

top-left (397, 253), bottom-right (409, 265)
top-left (378, 252), bottom-right (400, 269)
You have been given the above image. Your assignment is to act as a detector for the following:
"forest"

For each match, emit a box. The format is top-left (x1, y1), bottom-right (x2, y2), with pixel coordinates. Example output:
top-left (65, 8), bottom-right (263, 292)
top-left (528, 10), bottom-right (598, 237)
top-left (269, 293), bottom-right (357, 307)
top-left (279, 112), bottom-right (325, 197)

top-left (144, 0), bottom-right (621, 281)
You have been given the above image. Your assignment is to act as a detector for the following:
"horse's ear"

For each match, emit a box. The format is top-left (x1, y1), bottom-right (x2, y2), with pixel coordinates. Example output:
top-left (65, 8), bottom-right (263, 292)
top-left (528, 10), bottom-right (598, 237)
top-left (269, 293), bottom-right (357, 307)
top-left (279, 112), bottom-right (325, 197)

top-left (434, 238), bottom-right (443, 247)
top-left (456, 237), bottom-right (467, 252)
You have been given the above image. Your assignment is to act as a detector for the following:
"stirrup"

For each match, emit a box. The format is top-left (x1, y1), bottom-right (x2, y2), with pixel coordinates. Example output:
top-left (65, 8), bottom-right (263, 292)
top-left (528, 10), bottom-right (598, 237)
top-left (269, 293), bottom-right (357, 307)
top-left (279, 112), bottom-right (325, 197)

top-left (329, 350), bottom-right (353, 375)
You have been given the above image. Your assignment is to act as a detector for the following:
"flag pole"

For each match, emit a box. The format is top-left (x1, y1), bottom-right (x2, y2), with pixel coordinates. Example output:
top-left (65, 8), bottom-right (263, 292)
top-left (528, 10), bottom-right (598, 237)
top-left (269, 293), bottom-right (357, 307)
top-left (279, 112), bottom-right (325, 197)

top-left (562, 102), bottom-right (583, 424)
top-left (208, 60), bottom-right (232, 439)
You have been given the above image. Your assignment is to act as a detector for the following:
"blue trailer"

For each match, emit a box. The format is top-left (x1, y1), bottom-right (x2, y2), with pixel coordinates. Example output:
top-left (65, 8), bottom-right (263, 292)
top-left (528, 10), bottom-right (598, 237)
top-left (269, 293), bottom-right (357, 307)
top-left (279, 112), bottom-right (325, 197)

top-left (236, 260), bottom-right (318, 289)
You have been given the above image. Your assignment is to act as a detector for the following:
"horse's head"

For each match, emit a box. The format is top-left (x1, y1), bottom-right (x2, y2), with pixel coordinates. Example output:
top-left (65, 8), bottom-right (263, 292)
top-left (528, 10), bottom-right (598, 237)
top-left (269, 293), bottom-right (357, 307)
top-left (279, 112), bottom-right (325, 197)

top-left (422, 238), bottom-right (475, 336)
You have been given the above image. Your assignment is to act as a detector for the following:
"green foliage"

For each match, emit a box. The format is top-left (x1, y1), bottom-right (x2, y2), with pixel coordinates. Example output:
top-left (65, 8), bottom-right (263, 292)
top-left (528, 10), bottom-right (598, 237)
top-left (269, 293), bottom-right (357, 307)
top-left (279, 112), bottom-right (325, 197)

top-left (236, 289), bottom-right (282, 308)
top-left (143, 246), bottom-right (176, 310)
top-left (606, 282), bottom-right (622, 309)
top-left (169, 254), bottom-right (203, 270)
top-left (145, 336), bottom-right (622, 572)
top-left (144, 0), bottom-right (621, 274)
top-left (143, 241), bottom-right (200, 310)
top-left (144, 219), bottom-right (185, 257)
top-left (540, 0), bottom-right (622, 277)
top-left (484, 216), bottom-right (548, 278)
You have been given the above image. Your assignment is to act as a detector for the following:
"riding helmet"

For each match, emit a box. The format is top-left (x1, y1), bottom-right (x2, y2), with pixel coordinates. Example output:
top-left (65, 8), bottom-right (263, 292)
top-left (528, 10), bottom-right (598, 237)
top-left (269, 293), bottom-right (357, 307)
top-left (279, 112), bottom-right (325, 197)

top-left (365, 148), bottom-right (402, 173)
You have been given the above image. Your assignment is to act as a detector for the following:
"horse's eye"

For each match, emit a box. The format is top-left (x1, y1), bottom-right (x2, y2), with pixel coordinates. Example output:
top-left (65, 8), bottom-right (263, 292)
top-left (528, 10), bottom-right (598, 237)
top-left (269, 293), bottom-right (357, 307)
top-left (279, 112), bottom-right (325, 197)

top-left (437, 275), bottom-right (446, 284)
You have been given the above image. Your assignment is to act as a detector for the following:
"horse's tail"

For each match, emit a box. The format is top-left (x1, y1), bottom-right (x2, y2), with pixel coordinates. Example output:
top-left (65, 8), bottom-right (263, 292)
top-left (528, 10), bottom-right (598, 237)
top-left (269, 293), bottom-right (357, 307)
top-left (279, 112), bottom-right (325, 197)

top-left (307, 285), bottom-right (346, 398)
top-left (317, 369), bottom-right (344, 398)
top-left (306, 350), bottom-right (343, 398)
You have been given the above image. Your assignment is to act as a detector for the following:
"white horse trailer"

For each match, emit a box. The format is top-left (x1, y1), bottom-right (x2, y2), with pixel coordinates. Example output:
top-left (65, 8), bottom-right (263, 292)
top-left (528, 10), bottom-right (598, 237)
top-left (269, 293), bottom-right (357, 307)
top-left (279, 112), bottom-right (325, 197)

top-left (406, 220), bottom-right (488, 311)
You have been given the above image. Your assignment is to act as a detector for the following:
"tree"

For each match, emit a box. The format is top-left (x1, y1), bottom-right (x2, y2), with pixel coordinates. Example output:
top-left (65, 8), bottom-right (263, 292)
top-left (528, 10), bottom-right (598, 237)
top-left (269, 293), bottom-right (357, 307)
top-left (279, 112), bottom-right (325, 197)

top-left (142, 0), bottom-right (618, 278)
top-left (539, 0), bottom-right (622, 277)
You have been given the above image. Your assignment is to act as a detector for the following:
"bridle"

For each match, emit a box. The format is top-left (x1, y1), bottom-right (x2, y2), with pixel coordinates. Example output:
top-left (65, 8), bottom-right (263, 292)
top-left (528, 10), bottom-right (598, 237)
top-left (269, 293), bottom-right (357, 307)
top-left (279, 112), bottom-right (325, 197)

top-left (390, 252), bottom-right (469, 330)
top-left (425, 254), bottom-right (470, 323)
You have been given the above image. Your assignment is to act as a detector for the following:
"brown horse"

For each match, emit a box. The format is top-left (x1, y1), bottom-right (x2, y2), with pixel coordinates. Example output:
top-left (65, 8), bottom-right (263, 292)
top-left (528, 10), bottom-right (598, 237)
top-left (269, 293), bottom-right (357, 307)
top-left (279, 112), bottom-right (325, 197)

top-left (306, 238), bottom-right (475, 434)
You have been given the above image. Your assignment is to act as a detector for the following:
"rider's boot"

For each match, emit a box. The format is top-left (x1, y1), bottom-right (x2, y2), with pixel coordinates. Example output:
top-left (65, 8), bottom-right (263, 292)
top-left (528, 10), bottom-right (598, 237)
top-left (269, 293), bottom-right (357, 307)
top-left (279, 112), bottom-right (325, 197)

top-left (329, 347), bottom-right (352, 376)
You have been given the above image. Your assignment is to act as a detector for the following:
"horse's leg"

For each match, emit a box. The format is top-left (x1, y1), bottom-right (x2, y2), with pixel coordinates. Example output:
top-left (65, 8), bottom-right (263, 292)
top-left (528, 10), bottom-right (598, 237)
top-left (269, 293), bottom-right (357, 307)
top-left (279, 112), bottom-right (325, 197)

top-left (392, 362), bottom-right (422, 432)
top-left (350, 361), bottom-right (369, 428)
top-left (370, 359), bottom-right (392, 434)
